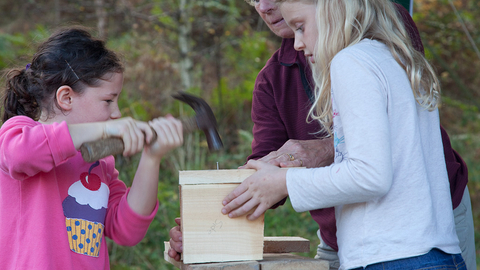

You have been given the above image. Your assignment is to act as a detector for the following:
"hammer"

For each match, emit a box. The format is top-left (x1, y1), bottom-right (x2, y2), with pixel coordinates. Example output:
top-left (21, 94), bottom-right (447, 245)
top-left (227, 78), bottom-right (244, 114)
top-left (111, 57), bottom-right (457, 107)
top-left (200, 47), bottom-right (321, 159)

top-left (80, 91), bottom-right (223, 163)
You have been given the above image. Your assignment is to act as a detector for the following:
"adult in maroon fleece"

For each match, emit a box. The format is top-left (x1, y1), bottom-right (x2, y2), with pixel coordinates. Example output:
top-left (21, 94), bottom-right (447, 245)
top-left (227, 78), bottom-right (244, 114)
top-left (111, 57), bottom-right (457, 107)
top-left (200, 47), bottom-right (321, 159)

top-left (248, 6), bottom-right (469, 252)
top-left (168, 0), bottom-right (472, 267)
top-left (246, 1), bottom-right (473, 269)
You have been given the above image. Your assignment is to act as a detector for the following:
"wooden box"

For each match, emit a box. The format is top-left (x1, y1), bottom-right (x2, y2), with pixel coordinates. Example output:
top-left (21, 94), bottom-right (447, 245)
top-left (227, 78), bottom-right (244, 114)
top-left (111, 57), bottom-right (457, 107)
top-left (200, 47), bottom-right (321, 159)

top-left (179, 169), bottom-right (264, 264)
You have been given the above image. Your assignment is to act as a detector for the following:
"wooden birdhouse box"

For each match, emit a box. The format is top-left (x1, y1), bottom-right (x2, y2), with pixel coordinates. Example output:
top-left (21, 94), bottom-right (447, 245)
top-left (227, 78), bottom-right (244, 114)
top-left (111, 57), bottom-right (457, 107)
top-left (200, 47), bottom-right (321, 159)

top-left (179, 169), bottom-right (264, 264)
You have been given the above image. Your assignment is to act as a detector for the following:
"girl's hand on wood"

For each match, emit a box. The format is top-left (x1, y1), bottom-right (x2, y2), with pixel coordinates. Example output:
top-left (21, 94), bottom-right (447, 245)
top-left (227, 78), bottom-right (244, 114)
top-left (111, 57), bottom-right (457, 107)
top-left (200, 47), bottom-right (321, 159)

top-left (221, 160), bottom-right (288, 221)
top-left (104, 117), bottom-right (152, 156)
top-left (146, 115), bottom-right (183, 159)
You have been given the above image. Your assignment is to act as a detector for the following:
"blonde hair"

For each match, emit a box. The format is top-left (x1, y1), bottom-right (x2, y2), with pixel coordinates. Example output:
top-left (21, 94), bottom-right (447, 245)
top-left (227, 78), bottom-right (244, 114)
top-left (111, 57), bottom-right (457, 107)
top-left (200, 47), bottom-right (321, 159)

top-left (277, 0), bottom-right (440, 135)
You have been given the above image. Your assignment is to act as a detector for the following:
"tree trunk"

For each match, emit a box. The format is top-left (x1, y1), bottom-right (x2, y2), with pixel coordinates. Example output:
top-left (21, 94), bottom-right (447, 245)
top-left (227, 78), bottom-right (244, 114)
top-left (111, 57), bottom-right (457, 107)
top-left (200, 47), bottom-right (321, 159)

top-left (178, 0), bottom-right (193, 90)
top-left (95, 0), bottom-right (107, 39)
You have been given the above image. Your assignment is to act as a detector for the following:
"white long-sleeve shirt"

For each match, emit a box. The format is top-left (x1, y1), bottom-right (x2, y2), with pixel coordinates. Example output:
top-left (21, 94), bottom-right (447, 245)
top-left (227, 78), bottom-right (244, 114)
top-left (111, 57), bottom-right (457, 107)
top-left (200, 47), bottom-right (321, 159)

top-left (287, 39), bottom-right (460, 270)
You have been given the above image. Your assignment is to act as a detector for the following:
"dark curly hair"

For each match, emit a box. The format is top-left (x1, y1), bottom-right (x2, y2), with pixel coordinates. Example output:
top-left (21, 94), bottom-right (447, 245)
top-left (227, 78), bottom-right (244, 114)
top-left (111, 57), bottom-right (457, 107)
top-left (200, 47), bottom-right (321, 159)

top-left (2, 26), bottom-right (124, 122)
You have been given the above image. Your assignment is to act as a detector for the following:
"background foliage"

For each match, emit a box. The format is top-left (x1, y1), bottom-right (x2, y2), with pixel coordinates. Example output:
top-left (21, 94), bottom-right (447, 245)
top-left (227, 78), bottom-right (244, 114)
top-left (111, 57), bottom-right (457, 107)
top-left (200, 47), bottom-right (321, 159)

top-left (0, 0), bottom-right (478, 269)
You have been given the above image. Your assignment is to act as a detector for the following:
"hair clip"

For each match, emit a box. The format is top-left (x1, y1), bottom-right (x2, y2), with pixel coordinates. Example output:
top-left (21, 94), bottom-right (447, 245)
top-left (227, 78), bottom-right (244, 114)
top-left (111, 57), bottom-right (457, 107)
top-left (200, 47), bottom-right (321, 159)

top-left (25, 63), bottom-right (31, 70)
top-left (65, 60), bottom-right (80, 80)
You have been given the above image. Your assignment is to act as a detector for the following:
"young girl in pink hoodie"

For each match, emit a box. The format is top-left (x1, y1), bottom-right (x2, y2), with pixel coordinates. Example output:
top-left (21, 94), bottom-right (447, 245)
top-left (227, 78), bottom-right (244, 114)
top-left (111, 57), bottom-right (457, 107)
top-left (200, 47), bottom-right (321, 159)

top-left (0, 26), bottom-right (183, 269)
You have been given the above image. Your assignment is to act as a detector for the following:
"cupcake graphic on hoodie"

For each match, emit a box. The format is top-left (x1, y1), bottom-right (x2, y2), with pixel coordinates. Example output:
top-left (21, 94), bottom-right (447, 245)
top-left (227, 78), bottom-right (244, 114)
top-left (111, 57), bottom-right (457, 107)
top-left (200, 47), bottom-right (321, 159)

top-left (62, 162), bottom-right (109, 257)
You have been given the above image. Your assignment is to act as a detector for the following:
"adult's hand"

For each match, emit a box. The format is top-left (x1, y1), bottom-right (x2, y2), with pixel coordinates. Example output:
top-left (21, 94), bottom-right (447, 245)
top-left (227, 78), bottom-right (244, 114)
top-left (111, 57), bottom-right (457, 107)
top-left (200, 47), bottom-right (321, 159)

top-left (222, 160), bottom-right (288, 220)
top-left (167, 217), bottom-right (182, 261)
top-left (241, 138), bottom-right (334, 169)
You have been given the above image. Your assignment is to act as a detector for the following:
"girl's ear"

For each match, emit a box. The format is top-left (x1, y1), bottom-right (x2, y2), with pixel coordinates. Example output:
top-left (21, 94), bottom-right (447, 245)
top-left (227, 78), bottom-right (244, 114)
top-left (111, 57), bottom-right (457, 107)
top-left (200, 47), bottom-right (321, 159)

top-left (56, 86), bottom-right (74, 111)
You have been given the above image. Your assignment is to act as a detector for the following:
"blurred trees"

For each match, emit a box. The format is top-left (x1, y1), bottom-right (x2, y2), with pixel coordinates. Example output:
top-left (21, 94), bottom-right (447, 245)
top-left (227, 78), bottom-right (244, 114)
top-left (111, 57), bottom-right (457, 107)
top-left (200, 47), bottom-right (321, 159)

top-left (414, 0), bottom-right (480, 134)
top-left (1, 0), bottom-right (477, 134)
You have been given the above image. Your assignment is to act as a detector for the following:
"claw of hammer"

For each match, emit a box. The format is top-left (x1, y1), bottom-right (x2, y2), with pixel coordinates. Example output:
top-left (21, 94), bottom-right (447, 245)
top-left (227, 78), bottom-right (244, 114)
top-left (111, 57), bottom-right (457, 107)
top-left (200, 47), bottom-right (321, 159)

top-left (172, 91), bottom-right (223, 151)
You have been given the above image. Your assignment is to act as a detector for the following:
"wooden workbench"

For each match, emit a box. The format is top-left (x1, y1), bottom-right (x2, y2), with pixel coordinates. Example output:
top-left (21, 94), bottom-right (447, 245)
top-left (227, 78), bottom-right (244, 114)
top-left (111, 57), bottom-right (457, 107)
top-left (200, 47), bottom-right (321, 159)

top-left (164, 237), bottom-right (330, 270)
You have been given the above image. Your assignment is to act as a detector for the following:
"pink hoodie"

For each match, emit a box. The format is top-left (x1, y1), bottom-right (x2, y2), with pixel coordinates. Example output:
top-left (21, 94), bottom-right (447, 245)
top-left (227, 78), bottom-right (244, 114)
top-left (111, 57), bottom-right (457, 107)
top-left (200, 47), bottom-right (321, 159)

top-left (0, 116), bottom-right (158, 269)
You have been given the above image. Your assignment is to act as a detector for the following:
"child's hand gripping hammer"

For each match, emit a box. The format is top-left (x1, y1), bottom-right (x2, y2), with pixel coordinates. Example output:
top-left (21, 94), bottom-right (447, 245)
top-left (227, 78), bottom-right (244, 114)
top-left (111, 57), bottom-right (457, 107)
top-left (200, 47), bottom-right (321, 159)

top-left (79, 92), bottom-right (223, 163)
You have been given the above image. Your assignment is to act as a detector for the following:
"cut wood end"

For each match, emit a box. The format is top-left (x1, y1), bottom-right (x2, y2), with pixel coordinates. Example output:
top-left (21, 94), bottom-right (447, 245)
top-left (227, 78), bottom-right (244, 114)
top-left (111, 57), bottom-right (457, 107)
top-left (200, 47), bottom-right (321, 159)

top-left (263, 236), bottom-right (310, 253)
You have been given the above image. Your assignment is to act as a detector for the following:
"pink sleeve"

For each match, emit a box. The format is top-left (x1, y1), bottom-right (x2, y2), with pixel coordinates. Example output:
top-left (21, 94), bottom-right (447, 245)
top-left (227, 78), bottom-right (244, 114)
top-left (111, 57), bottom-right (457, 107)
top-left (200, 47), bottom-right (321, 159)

top-left (0, 116), bottom-right (77, 180)
top-left (103, 158), bottom-right (158, 246)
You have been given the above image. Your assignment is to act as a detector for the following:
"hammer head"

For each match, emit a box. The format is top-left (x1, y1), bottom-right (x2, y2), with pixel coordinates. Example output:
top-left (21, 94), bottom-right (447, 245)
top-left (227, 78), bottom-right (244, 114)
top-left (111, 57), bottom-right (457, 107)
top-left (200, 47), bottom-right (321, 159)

top-left (172, 91), bottom-right (223, 151)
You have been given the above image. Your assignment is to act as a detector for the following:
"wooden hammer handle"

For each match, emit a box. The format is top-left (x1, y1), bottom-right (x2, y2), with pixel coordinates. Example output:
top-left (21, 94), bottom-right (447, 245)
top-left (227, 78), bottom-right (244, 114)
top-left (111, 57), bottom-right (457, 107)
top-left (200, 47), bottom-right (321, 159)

top-left (80, 117), bottom-right (197, 163)
top-left (80, 137), bottom-right (125, 163)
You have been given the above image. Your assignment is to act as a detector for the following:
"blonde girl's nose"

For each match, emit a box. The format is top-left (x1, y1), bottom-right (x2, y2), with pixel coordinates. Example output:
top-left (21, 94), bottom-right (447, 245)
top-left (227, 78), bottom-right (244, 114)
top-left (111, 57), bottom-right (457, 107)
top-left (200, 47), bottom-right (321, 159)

top-left (294, 38), bottom-right (305, 51)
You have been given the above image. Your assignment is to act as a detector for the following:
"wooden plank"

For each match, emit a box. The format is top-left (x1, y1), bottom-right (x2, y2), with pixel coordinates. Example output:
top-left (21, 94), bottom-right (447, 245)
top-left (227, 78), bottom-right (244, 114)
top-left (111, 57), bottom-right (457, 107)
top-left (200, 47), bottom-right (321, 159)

top-left (164, 241), bottom-right (259, 270)
top-left (181, 183), bottom-right (264, 264)
top-left (180, 260), bottom-right (260, 270)
top-left (163, 236), bottom-right (310, 262)
top-left (164, 242), bottom-right (328, 270)
top-left (165, 241), bottom-right (328, 270)
top-left (179, 169), bottom-right (256, 185)
top-left (260, 253), bottom-right (330, 270)
top-left (263, 236), bottom-right (310, 253)
top-left (184, 262), bottom-right (260, 270)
